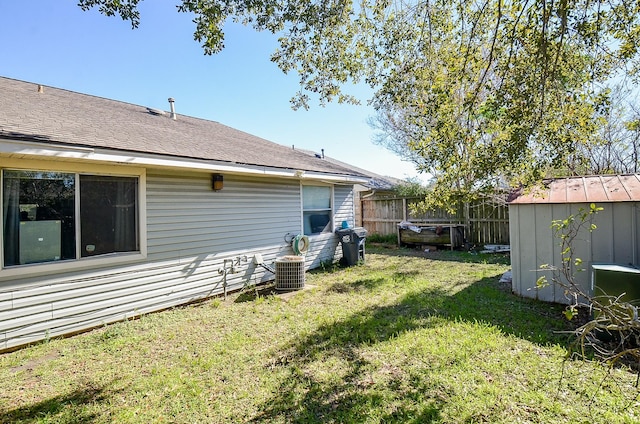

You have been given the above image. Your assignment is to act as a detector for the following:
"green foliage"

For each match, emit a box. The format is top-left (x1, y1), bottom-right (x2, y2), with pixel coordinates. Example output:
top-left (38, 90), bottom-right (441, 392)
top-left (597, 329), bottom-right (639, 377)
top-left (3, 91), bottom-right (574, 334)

top-left (366, 0), bottom-right (618, 207)
top-left (392, 180), bottom-right (431, 198)
top-left (548, 203), bottom-right (603, 278)
top-left (77, 0), bottom-right (141, 28)
top-left (536, 275), bottom-right (549, 289)
top-left (317, 258), bottom-right (340, 272)
top-left (80, 0), bottom-right (640, 204)
top-left (563, 305), bottom-right (578, 321)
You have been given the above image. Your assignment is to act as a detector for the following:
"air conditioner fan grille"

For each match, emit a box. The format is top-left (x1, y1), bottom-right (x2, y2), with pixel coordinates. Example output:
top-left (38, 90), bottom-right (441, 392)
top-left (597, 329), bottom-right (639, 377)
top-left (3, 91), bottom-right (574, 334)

top-left (275, 256), bottom-right (305, 291)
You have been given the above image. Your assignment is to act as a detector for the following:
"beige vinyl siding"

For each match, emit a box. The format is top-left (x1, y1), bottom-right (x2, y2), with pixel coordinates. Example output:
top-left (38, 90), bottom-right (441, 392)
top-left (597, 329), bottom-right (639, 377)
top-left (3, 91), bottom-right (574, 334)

top-left (146, 171), bottom-right (302, 258)
top-left (333, 185), bottom-right (355, 229)
top-left (1, 169), bottom-right (355, 351)
top-left (510, 202), bottom-right (640, 304)
top-left (2, 258), bottom-right (248, 349)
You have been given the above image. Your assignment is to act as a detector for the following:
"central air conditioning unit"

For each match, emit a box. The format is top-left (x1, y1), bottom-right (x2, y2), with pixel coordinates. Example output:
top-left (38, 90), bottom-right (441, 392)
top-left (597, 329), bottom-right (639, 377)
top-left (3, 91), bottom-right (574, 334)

top-left (275, 255), bottom-right (305, 291)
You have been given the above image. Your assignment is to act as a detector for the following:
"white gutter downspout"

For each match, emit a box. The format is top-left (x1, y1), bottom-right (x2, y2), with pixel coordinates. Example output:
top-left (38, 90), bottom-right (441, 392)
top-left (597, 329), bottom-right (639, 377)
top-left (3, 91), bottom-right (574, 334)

top-left (361, 190), bottom-right (377, 199)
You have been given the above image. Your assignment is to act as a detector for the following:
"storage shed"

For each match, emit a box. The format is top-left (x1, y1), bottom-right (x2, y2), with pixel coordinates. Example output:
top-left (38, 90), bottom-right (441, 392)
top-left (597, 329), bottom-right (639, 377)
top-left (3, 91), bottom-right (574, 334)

top-left (509, 175), bottom-right (640, 303)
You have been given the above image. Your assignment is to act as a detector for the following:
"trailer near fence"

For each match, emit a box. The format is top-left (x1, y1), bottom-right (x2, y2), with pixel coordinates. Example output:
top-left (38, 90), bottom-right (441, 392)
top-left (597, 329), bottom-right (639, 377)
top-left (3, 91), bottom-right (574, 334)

top-left (360, 195), bottom-right (510, 246)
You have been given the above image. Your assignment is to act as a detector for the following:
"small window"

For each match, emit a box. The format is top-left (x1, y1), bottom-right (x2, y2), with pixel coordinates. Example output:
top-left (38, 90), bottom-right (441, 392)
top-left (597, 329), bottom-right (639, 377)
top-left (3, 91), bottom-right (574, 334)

top-left (302, 185), bottom-right (332, 235)
top-left (2, 169), bottom-right (139, 267)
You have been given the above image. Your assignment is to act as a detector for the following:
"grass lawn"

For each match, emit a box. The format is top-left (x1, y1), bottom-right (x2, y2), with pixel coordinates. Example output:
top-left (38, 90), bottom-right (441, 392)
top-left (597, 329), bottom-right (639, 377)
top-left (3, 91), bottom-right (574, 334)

top-left (1, 246), bottom-right (639, 423)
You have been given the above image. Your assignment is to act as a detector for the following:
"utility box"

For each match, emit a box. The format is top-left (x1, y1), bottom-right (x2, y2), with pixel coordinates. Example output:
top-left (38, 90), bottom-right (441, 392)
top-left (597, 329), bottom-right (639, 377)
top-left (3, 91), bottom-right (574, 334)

top-left (591, 264), bottom-right (640, 305)
top-left (336, 227), bottom-right (367, 266)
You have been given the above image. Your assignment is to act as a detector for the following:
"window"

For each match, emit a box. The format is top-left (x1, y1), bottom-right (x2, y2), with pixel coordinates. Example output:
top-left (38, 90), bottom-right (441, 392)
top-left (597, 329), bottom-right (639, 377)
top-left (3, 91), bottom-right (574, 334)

top-left (3, 170), bottom-right (139, 267)
top-left (80, 175), bottom-right (139, 257)
top-left (302, 185), bottom-right (332, 235)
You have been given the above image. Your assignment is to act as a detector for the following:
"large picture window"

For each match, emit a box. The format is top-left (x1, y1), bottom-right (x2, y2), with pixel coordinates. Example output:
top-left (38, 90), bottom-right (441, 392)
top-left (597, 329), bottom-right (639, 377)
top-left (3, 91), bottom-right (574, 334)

top-left (2, 170), bottom-right (139, 267)
top-left (302, 185), bottom-right (332, 235)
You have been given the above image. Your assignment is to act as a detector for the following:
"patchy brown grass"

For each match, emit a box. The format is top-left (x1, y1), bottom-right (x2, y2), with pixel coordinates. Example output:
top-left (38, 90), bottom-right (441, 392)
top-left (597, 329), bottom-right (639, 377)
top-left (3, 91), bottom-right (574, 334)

top-left (0, 247), bottom-right (638, 423)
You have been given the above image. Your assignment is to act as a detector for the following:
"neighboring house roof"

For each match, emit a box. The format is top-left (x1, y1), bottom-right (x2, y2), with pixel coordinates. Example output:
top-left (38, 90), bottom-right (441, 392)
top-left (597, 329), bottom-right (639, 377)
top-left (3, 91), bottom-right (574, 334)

top-left (0, 76), bottom-right (368, 179)
top-left (298, 148), bottom-right (404, 190)
top-left (509, 174), bottom-right (640, 204)
top-left (363, 175), bottom-right (403, 190)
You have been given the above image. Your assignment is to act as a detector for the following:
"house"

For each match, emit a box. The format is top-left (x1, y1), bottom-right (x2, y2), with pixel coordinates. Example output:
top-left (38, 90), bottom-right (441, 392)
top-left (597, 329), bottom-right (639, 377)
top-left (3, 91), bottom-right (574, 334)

top-left (509, 174), bottom-right (640, 303)
top-left (0, 76), bottom-right (369, 351)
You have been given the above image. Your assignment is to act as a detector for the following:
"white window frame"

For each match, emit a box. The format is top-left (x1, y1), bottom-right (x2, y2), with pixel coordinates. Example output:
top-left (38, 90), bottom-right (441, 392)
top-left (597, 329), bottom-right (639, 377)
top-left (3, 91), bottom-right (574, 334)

top-left (301, 183), bottom-right (334, 236)
top-left (0, 159), bottom-right (147, 280)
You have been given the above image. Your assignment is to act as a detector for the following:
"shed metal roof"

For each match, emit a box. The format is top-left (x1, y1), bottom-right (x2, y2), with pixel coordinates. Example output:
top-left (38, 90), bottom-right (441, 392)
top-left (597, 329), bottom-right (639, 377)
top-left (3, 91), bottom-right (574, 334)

top-left (510, 174), bottom-right (640, 204)
top-left (0, 76), bottom-right (368, 179)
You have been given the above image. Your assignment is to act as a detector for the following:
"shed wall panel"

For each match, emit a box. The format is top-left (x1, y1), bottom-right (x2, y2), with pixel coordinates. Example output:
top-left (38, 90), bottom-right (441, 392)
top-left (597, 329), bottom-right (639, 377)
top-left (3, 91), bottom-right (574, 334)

top-left (512, 206), bottom-right (537, 299)
top-left (611, 203), bottom-right (635, 265)
top-left (591, 204), bottom-right (614, 263)
top-left (636, 204), bottom-right (640, 265)
top-left (511, 201), bottom-right (640, 304)
top-left (508, 207), bottom-right (522, 296)
top-left (535, 204), bottom-right (556, 302)
top-left (566, 204), bottom-right (593, 302)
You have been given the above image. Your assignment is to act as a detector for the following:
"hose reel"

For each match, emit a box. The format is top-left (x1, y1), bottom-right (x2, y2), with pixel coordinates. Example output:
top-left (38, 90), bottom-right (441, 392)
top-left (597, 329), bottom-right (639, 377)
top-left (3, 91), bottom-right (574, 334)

top-left (292, 234), bottom-right (310, 255)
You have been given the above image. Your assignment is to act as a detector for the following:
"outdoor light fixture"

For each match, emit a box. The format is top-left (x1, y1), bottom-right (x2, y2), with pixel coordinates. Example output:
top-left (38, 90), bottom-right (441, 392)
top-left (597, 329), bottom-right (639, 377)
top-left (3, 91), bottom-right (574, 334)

top-left (212, 174), bottom-right (224, 191)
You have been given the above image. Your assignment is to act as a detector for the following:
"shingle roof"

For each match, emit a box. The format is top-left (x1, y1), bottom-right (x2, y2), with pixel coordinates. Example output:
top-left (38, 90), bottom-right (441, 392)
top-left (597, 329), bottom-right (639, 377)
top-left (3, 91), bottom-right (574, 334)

top-left (509, 174), bottom-right (640, 204)
top-left (297, 148), bottom-right (404, 189)
top-left (0, 76), bottom-right (367, 177)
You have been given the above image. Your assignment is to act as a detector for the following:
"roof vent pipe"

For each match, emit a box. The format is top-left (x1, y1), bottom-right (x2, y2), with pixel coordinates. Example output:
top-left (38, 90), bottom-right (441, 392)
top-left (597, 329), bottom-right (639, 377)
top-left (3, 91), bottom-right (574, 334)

top-left (168, 97), bottom-right (176, 120)
top-left (321, 148), bottom-right (325, 159)
top-left (37, 84), bottom-right (44, 93)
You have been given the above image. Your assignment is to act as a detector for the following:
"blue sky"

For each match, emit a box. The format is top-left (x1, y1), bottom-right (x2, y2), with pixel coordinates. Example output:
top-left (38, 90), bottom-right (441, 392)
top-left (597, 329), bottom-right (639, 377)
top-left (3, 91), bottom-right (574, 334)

top-left (0, 1), bottom-right (425, 182)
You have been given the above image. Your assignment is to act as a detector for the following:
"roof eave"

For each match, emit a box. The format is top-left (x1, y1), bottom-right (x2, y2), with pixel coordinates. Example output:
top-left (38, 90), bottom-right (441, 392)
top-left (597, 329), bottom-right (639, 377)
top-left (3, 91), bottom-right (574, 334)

top-left (0, 138), bottom-right (367, 183)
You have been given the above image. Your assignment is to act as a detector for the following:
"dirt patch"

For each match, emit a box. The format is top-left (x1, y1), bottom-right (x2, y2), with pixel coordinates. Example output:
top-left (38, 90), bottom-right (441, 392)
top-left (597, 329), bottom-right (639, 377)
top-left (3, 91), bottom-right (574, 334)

top-left (10, 351), bottom-right (60, 374)
top-left (233, 283), bottom-right (317, 303)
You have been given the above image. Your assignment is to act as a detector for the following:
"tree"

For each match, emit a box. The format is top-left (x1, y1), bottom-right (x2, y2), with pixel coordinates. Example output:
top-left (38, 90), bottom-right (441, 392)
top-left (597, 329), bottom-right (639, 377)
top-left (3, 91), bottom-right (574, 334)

top-left (361, 0), bottom-right (611, 207)
top-left (80, 0), bottom-right (640, 204)
top-left (575, 85), bottom-right (640, 175)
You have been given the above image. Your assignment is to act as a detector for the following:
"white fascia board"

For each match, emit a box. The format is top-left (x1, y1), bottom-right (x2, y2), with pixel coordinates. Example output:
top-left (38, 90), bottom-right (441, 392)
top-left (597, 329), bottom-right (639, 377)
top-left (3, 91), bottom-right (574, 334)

top-left (0, 138), bottom-right (368, 184)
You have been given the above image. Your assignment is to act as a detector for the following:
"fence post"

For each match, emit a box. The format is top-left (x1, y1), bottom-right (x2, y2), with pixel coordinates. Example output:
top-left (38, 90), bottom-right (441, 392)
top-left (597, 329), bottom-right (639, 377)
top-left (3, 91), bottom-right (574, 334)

top-left (464, 201), bottom-right (470, 245)
top-left (402, 197), bottom-right (407, 222)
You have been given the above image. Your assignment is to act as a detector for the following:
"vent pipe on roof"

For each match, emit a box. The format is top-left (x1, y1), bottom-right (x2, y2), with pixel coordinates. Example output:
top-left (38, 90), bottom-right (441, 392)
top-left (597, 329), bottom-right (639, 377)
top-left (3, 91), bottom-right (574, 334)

top-left (37, 84), bottom-right (44, 93)
top-left (168, 98), bottom-right (177, 120)
top-left (321, 148), bottom-right (325, 159)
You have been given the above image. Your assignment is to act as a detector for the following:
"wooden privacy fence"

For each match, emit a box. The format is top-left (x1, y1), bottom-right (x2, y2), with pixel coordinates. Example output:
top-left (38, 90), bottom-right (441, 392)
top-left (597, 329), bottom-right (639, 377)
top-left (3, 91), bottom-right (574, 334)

top-left (360, 195), bottom-right (510, 245)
